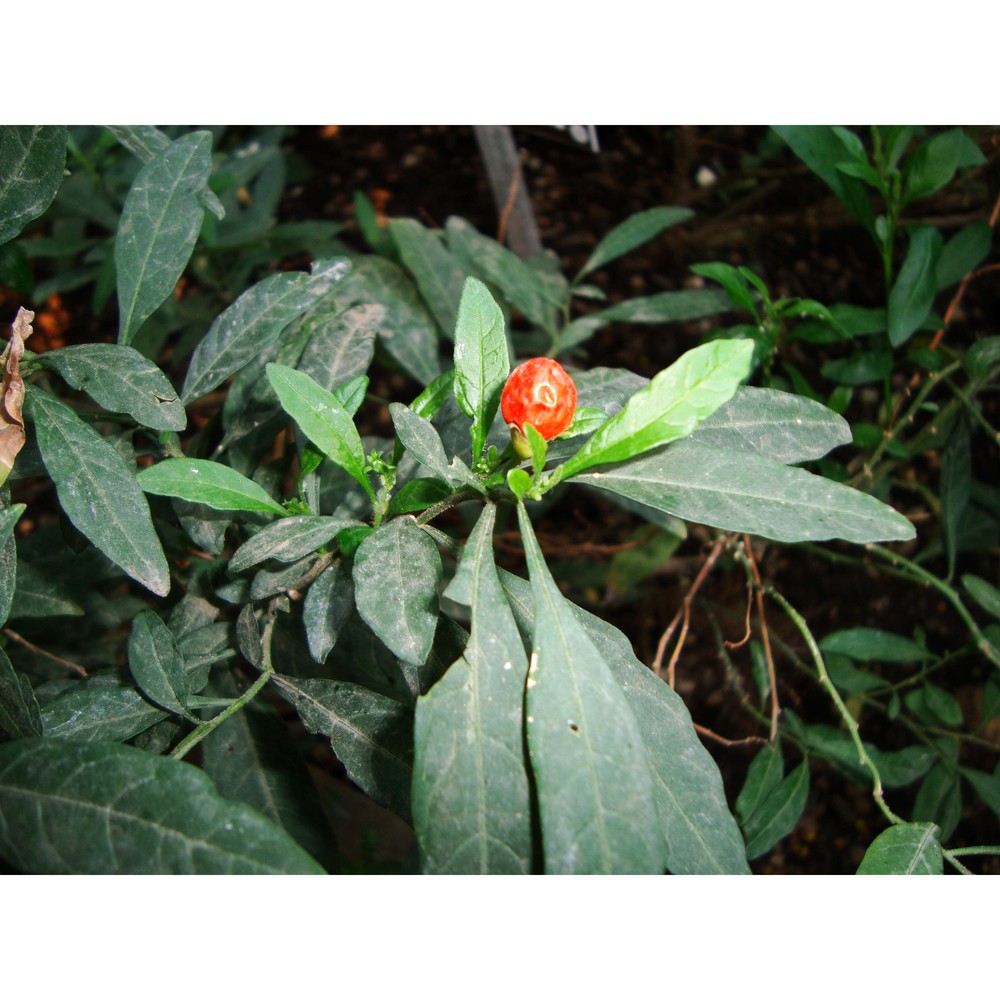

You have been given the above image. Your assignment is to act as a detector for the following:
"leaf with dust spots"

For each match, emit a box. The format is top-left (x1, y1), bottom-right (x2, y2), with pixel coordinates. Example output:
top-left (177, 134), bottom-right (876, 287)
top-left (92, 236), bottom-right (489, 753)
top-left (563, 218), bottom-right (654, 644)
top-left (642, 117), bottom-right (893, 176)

top-left (0, 308), bottom-right (34, 487)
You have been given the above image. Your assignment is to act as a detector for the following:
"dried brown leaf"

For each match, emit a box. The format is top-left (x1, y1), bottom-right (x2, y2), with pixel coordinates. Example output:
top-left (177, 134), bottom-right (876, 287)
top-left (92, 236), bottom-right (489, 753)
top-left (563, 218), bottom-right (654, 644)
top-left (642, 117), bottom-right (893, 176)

top-left (0, 308), bottom-right (34, 486)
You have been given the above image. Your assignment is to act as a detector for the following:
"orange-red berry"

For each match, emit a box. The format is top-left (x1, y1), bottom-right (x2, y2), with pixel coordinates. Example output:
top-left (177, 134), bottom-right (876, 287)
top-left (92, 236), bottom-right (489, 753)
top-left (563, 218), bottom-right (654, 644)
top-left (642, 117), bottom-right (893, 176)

top-left (501, 358), bottom-right (577, 443)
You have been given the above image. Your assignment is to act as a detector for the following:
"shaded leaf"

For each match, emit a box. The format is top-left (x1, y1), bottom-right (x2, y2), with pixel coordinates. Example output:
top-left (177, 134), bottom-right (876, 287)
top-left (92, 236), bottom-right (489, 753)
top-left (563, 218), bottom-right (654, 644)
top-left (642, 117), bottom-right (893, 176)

top-left (39, 343), bottom-right (185, 431)
top-left (820, 627), bottom-right (926, 663)
top-left (577, 206), bottom-right (694, 280)
top-left (735, 743), bottom-right (784, 825)
top-left (0, 648), bottom-right (42, 740)
top-left (137, 457), bottom-right (286, 516)
top-left (857, 822), bottom-right (942, 874)
top-left (229, 515), bottom-right (360, 574)
top-left (127, 610), bottom-right (196, 720)
top-left (296, 303), bottom-right (380, 391)
top-left (39, 683), bottom-right (167, 742)
top-left (0, 737), bottom-right (324, 873)
top-left (912, 762), bottom-right (962, 840)
top-left (303, 560), bottom-right (354, 663)
top-left (0, 126), bottom-right (67, 245)
top-left (742, 759), bottom-right (810, 860)
top-left (116, 131), bottom-right (212, 344)
top-left (962, 574), bottom-right (1000, 620)
top-left (389, 403), bottom-right (482, 491)
top-left (27, 385), bottom-right (170, 596)
top-left (887, 225), bottom-right (943, 348)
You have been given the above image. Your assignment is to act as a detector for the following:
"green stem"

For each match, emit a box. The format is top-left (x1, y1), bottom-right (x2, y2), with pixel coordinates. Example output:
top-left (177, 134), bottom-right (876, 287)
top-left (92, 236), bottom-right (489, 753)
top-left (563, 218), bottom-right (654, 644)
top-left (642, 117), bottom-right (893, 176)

top-left (764, 586), bottom-right (904, 826)
top-left (415, 487), bottom-right (482, 526)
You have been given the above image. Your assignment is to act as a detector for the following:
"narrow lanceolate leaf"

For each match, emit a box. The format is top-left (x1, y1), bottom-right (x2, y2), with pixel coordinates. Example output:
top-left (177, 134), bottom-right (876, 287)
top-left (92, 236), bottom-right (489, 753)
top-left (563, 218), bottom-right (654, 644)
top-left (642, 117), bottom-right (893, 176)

top-left (0, 738), bottom-right (324, 873)
top-left (266, 363), bottom-right (374, 501)
top-left (39, 344), bottom-right (185, 431)
top-left (940, 420), bottom-right (971, 581)
top-left (389, 403), bottom-right (483, 491)
top-left (556, 340), bottom-right (754, 482)
top-left (962, 575), bottom-right (1000, 620)
top-left (516, 504), bottom-right (662, 874)
top-left (303, 561), bottom-right (354, 663)
top-left (577, 439), bottom-right (915, 544)
top-left (229, 515), bottom-right (360, 574)
top-left (687, 386), bottom-right (851, 464)
top-left (181, 259), bottom-right (351, 403)
top-left (0, 126), bottom-right (67, 245)
top-left (452, 277), bottom-right (509, 464)
top-left (27, 385), bottom-right (170, 596)
top-left (413, 504), bottom-right (533, 874)
top-left (0, 648), bottom-right (42, 740)
top-left (352, 517), bottom-right (442, 666)
top-left (499, 570), bottom-right (748, 874)
top-left (857, 822), bottom-right (942, 874)
top-left (137, 458), bottom-right (286, 516)
top-left (127, 610), bottom-right (196, 721)
top-left (888, 225), bottom-right (943, 348)
top-left (39, 684), bottom-right (167, 742)
top-left (116, 131), bottom-right (213, 345)
top-left (271, 674), bottom-right (414, 821)
top-left (742, 759), bottom-right (810, 860)
top-left (576, 206), bottom-right (694, 281)
top-left (389, 218), bottom-right (466, 338)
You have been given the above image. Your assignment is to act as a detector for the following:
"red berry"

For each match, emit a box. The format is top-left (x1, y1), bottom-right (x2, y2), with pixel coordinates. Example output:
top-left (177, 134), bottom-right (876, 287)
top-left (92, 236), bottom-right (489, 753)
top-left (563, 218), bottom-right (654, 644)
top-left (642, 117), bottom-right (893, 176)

top-left (501, 358), bottom-right (577, 442)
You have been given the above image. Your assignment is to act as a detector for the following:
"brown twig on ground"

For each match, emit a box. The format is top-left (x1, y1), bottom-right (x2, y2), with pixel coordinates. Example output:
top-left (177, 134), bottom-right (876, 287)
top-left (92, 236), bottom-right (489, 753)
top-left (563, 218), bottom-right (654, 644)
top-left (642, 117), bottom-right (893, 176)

top-left (3, 627), bottom-right (88, 677)
top-left (651, 535), bottom-right (727, 686)
top-left (496, 147), bottom-right (527, 249)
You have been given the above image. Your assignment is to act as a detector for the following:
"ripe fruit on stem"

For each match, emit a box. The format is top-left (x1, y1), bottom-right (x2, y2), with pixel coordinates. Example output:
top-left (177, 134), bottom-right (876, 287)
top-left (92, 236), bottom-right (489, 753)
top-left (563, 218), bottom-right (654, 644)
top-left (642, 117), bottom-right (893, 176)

top-left (501, 358), bottom-right (577, 459)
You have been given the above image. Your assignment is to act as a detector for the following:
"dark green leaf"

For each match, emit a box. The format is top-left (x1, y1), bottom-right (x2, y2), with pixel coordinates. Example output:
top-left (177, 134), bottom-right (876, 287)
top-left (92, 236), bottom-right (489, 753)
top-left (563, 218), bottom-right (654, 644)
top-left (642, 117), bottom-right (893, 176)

top-left (821, 345), bottom-right (893, 386)
top-left (271, 674), bottom-right (413, 821)
top-left (735, 743), bottom-right (784, 824)
top-left (936, 222), bottom-right (992, 291)
top-left (116, 131), bottom-right (212, 344)
top-left (556, 340), bottom-right (754, 481)
top-left (27, 386), bottom-right (170, 596)
top-left (413, 504), bottom-right (533, 873)
top-left (296, 303), bottom-right (379, 391)
top-left (820, 627), bottom-right (926, 663)
top-left (742, 759), bottom-right (810, 860)
top-left (576, 439), bottom-right (915, 544)
top-left (452, 277), bottom-right (508, 465)
top-left (229, 515), bottom-right (360, 574)
top-left (857, 822), bottom-right (942, 874)
top-left (0, 648), bottom-right (42, 740)
top-left (960, 767), bottom-right (1000, 822)
top-left (687, 386), bottom-right (851, 463)
top-left (40, 682), bottom-right (167, 742)
top-left (903, 128), bottom-right (985, 204)
top-left (266, 363), bottom-right (374, 501)
top-left (38, 344), bottom-right (185, 431)
top-left (352, 517), bottom-right (442, 666)
top-left (9, 558), bottom-right (84, 619)
top-left (940, 420), bottom-right (971, 580)
top-left (181, 259), bottom-right (351, 403)
top-left (912, 762), bottom-right (962, 840)
top-left (388, 478), bottom-right (452, 516)
top-left (127, 610), bottom-right (196, 720)
top-left (577, 206), bottom-right (693, 281)
top-left (137, 457), bottom-right (287, 515)
top-left (965, 337), bottom-right (1000, 379)
top-left (389, 403), bottom-right (482, 491)
top-left (888, 225), bottom-right (943, 348)
top-left (389, 218), bottom-right (466, 338)
top-left (690, 262), bottom-right (759, 317)
top-left (517, 504), bottom-right (662, 873)
top-left (0, 737), bottom-right (324, 873)
top-left (962, 574), bottom-right (1000, 620)
top-left (0, 126), bottom-right (67, 245)
top-left (303, 560), bottom-right (354, 663)
top-left (594, 288), bottom-right (732, 324)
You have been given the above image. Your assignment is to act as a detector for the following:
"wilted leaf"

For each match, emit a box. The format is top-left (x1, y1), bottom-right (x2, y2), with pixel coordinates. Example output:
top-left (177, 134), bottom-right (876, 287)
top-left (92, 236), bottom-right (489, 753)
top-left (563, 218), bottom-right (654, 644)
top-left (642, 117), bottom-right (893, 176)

top-left (0, 308), bottom-right (33, 487)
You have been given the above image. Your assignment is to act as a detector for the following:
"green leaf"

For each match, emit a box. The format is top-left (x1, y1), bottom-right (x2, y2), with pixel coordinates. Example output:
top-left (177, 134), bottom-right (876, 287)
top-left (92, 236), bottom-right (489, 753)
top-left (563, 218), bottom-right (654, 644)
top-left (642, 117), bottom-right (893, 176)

top-left (525, 422), bottom-right (548, 477)
top-left (0, 126), bottom-right (67, 246)
top-left (690, 263), bottom-right (759, 318)
top-left (594, 288), bottom-right (733, 324)
top-left (446, 216), bottom-right (566, 330)
top-left (352, 517), bottom-right (442, 666)
top-left (266, 363), bottom-right (374, 502)
top-left (388, 478), bottom-right (452, 516)
top-left (499, 569), bottom-right (749, 874)
top-left (902, 128), bottom-right (985, 204)
top-left (857, 822), bottom-right (942, 874)
top-left (38, 344), bottom-right (185, 431)
top-left (888, 225), bottom-right (943, 348)
top-left (181, 259), bottom-right (351, 403)
top-left (26, 385), bottom-right (170, 596)
top-left (413, 504), bottom-right (533, 873)
top-left (742, 759), bottom-right (810, 860)
top-left (336, 256), bottom-right (442, 385)
top-left (137, 457), bottom-right (287, 515)
top-left (201, 672), bottom-right (335, 871)
top-left (389, 403), bottom-right (483, 492)
top-left (965, 337), bottom-right (1000, 379)
top-left (912, 762), bottom-right (962, 840)
top-left (127, 610), bottom-right (196, 721)
top-left (271, 674), bottom-right (413, 821)
top-left (577, 206), bottom-right (694, 281)
top-left (228, 515), bottom-right (360, 574)
top-left (506, 467), bottom-right (531, 501)
top-left (556, 340), bottom-right (753, 481)
top-left (296, 303), bottom-right (378, 392)
top-left (516, 503), bottom-right (663, 873)
top-left (821, 345), bottom-right (894, 385)
top-left (940, 420), bottom-right (971, 581)
top-left (410, 369), bottom-right (456, 421)
top-left (39, 683), bottom-right (167, 742)
top-left (303, 560), bottom-right (354, 663)
top-left (389, 218), bottom-right (466, 339)
top-left (962, 574), bottom-right (1000, 620)
top-left (452, 276), bottom-right (509, 465)
top-left (735, 743), bottom-right (784, 825)
top-left (0, 737), bottom-right (324, 873)
top-left (936, 221), bottom-right (992, 291)
top-left (960, 767), bottom-right (1000, 822)
top-left (575, 439), bottom-right (915, 544)
top-left (0, 648), bottom-right (42, 740)
top-left (820, 627), bottom-right (926, 663)
top-left (115, 131), bottom-right (212, 345)
top-left (687, 386), bottom-right (851, 463)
